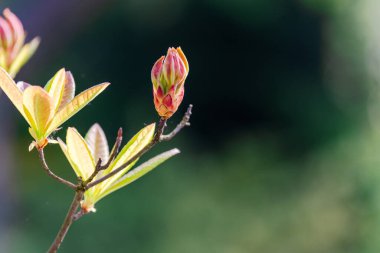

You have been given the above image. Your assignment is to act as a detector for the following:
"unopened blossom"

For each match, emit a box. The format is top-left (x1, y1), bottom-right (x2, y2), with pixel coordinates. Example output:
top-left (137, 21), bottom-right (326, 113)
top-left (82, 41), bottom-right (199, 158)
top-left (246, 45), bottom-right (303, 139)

top-left (0, 68), bottom-right (109, 150)
top-left (151, 47), bottom-right (189, 118)
top-left (0, 8), bottom-right (40, 77)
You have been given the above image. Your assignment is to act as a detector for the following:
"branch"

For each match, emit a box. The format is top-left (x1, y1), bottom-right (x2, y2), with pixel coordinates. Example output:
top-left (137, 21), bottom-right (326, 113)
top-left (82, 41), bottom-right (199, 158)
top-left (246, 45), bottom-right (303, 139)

top-left (160, 104), bottom-right (192, 141)
top-left (48, 190), bottom-right (84, 253)
top-left (86, 104), bottom-right (192, 189)
top-left (84, 128), bottom-right (123, 184)
top-left (37, 149), bottom-right (76, 190)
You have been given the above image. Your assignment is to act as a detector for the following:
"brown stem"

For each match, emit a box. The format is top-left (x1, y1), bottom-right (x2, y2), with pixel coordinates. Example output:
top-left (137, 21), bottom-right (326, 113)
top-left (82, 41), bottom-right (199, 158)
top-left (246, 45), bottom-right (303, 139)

top-left (47, 190), bottom-right (84, 253)
top-left (37, 149), bottom-right (76, 189)
top-left (160, 104), bottom-right (192, 141)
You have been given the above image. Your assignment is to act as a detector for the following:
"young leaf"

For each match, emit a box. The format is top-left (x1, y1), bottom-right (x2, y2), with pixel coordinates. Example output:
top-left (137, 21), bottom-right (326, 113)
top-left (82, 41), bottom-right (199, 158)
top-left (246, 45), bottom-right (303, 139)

top-left (109, 123), bottom-right (156, 172)
top-left (45, 82), bottom-right (110, 136)
top-left (57, 71), bottom-right (75, 111)
top-left (57, 138), bottom-right (83, 178)
top-left (45, 68), bottom-right (66, 112)
top-left (22, 86), bottom-right (54, 137)
top-left (66, 127), bottom-right (95, 180)
top-left (0, 67), bottom-right (24, 116)
top-left (85, 123), bottom-right (109, 165)
top-left (100, 123), bottom-right (155, 190)
top-left (98, 149), bottom-right (180, 201)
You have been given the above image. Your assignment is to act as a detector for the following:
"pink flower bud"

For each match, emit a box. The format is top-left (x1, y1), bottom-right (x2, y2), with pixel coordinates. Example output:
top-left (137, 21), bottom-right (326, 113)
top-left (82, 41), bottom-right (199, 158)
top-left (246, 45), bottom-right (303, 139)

top-left (0, 8), bottom-right (40, 77)
top-left (151, 47), bottom-right (189, 118)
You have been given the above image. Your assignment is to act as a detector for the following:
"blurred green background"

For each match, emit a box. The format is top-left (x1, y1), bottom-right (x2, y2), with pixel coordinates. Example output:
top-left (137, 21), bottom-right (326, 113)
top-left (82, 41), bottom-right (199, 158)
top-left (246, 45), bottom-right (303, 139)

top-left (1, 0), bottom-right (380, 252)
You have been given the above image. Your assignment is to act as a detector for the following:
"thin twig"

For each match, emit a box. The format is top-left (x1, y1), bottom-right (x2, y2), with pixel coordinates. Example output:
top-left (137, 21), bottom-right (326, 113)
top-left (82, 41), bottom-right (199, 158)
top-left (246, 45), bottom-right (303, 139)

top-left (85, 128), bottom-right (123, 184)
top-left (48, 190), bottom-right (84, 253)
top-left (160, 104), bottom-right (192, 141)
top-left (101, 127), bottom-right (123, 169)
top-left (37, 149), bottom-right (76, 189)
top-left (87, 104), bottom-right (192, 189)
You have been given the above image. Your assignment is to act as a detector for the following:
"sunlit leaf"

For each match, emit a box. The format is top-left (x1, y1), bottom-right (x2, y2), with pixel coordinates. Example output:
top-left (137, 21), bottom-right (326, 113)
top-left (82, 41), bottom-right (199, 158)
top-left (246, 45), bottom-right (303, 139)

top-left (98, 149), bottom-right (180, 201)
top-left (57, 71), bottom-right (75, 111)
top-left (22, 86), bottom-right (54, 138)
top-left (109, 123), bottom-right (156, 172)
top-left (57, 137), bottom-right (83, 178)
top-left (45, 68), bottom-right (66, 112)
top-left (0, 67), bottom-right (25, 116)
top-left (101, 123), bottom-right (156, 190)
top-left (85, 123), bottom-right (109, 165)
top-left (45, 82), bottom-right (110, 136)
top-left (66, 127), bottom-right (95, 180)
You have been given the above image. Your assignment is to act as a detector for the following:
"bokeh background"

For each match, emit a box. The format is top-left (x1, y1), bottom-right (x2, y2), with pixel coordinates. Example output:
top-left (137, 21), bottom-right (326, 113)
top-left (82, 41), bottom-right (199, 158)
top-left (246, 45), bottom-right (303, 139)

top-left (1, 0), bottom-right (380, 252)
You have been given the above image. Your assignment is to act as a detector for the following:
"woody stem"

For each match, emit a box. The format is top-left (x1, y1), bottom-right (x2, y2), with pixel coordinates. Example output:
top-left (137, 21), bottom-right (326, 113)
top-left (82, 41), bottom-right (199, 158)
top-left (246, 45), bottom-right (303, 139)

top-left (47, 190), bottom-right (84, 253)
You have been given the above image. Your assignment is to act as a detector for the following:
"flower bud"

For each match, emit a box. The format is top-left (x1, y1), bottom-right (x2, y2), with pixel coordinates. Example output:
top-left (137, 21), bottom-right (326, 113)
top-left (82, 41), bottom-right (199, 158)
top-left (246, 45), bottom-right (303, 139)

top-left (151, 47), bottom-right (189, 118)
top-left (0, 8), bottom-right (40, 77)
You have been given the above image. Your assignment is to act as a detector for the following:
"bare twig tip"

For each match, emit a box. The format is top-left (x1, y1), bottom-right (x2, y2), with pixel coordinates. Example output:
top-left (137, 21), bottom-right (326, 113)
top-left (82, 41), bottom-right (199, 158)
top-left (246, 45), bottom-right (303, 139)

top-left (117, 127), bottom-right (123, 138)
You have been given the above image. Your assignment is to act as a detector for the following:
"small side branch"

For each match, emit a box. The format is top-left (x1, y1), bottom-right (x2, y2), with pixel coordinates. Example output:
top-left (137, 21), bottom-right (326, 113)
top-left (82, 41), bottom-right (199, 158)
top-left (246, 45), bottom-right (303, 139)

top-left (160, 104), bottom-right (192, 141)
top-left (38, 149), bottom-right (76, 190)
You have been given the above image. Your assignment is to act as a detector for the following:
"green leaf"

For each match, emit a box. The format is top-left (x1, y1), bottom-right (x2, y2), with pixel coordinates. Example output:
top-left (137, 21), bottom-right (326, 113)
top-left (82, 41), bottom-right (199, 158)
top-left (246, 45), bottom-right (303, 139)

top-left (22, 86), bottom-right (54, 137)
top-left (66, 127), bottom-right (95, 180)
top-left (45, 82), bottom-right (109, 136)
top-left (0, 67), bottom-right (25, 118)
top-left (57, 138), bottom-right (83, 178)
top-left (45, 68), bottom-right (66, 112)
top-left (97, 148), bottom-right (180, 202)
top-left (99, 123), bottom-right (155, 192)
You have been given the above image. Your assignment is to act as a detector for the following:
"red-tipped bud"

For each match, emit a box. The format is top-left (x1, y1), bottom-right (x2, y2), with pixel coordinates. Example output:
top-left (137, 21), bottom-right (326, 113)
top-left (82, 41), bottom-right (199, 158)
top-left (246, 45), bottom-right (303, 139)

top-left (151, 47), bottom-right (189, 118)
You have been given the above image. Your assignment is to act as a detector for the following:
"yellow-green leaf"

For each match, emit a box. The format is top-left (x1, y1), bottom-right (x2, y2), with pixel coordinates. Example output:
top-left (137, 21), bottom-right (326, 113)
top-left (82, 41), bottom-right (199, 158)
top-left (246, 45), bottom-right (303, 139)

top-left (85, 123), bottom-right (109, 165)
top-left (0, 67), bottom-right (25, 117)
top-left (57, 137), bottom-right (83, 178)
top-left (22, 86), bottom-right (54, 138)
top-left (97, 148), bottom-right (180, 201)
top-left (45, 68), bottom-right (66, 112)
top-left (99, 123), bottom-right (156, 191)
top-left (45, 82), bottom-right (110, 136)
top-left (66, 127), bottom-right (95, 180)
top-left (109, 123), bottom-right (156, 172)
